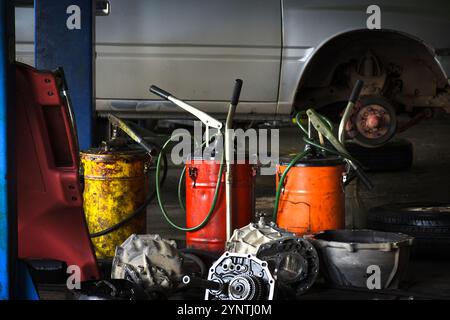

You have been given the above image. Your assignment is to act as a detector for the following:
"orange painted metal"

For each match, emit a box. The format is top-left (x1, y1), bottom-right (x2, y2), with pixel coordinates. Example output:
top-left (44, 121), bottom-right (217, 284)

top-left (276, 157), bottom-right (345, 235)
top-left (185, 159), bottom-right (255, 254)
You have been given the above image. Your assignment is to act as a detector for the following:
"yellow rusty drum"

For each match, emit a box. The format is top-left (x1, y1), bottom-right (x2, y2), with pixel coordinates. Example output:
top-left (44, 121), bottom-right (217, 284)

top-left (80, 147), bottom-right (150, 258)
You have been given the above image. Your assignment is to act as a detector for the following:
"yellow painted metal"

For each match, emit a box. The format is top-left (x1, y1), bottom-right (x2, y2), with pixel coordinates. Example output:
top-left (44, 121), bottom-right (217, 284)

top-left (80, 148), bottom-right (150, 258)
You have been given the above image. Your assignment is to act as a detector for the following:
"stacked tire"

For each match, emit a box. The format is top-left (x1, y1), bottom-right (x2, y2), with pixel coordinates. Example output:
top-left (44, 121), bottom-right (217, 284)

top-left (368, 203), bottom-right (450, 257)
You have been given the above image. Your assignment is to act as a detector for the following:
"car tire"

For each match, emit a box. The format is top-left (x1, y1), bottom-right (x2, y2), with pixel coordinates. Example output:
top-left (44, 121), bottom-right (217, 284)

top-left (368, 203), bottom-right (450, 257)
top-left (345, 139), bottom-right (413, 172)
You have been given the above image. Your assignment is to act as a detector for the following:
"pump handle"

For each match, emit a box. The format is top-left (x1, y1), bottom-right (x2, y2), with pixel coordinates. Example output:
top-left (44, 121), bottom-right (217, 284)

top-left (231, 79), bottom-right (243, 106)
top-left (349, 80), bottom-right (364, 103)
top-left (149, 85), bottom-right (172, 100)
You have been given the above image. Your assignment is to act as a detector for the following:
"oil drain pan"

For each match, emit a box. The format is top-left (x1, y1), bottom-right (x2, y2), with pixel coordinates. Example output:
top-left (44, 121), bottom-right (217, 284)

top-left (306, 229), bottom-right (414, 289)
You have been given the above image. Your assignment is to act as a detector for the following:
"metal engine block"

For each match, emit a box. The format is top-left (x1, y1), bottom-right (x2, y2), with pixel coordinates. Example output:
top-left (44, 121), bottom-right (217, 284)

top-left (111, 234), bottom-right (183, 291)
top-left (226, 217), bottom-right (319, 296)
top-left (205, 252), bottom-right (275, 300)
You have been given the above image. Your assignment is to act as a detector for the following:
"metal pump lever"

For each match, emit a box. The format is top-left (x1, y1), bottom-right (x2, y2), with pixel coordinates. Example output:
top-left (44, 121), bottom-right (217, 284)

top-left (150, 81), bottom-right (244, 242)
top-left (149, 85), bottom-right (223, 130)
top-left (339, 80), bottom-right (364, 143)
top-left (107, 114), bottom-right (155, 155)
top-left (225, 79), bottom-right (243, 241)
top-left (307, 108), bottom-right (374, 190)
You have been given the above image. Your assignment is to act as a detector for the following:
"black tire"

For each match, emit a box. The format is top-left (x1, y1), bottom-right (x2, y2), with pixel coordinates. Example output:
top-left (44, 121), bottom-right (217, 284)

top-left (345, 139), bottom-right (413, 172)
top-left (368, 203), bottom-right (450, 257)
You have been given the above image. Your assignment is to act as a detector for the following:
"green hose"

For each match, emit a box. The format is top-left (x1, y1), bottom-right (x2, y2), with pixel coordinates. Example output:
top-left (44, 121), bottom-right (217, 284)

top-left (157, 111), bottom-right (359, 228)
top-left (155, 132), bottom-right (224, 232)
top-left (272, 110), bottom-right (367, 223)
top-left (272, 149), bottom-right (311, 221)
top-left (272, 111), bottom-right (335, 222)
top-left (303, 136), bottom-right (362, 169)
top-left (178, 166), bottom-right (187, 212)
top-left (295, 110), bottom-right (334, 134)
top-left (177, 135), bottom-right (221, 214)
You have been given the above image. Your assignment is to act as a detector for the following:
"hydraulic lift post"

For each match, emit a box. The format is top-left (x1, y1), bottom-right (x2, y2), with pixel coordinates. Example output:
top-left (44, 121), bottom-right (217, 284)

top-left (35, 0), bottom-right (95, 150)
top-left (0, 1), bottom-right (41, 300)
top-left (0, 0), bottom-right (15, 300)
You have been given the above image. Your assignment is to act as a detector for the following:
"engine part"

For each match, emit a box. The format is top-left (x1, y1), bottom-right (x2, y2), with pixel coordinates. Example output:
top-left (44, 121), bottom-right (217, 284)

top-left (307, 229), bottom-right (413, 289)
top-left (276, 155), bottom-right (345, 235)
top-left (227, 218), bottom-right (319, 296)
top-left (185, 157), bottom-right (256, 253)
top-left (71, 279), bottom-right (150, 300)
top-left (205, 252), bottom-right (275, 300)
top-left (111, 234), bottom-right (183, 291)
top-left (349, 51), bottom-right (386, 96)
top-left (182, 275), bottom-right (223, 291)
top-left (81, 146), bottom-right (151, 258)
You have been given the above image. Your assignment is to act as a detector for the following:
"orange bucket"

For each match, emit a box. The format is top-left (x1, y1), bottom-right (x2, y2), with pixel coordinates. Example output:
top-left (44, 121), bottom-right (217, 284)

top-left (276, 156), bottom-right (345, 235)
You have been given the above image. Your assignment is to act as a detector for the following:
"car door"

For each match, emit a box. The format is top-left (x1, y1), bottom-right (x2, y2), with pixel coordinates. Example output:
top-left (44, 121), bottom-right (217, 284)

top-left (95, 0), bottom-right (282, 118)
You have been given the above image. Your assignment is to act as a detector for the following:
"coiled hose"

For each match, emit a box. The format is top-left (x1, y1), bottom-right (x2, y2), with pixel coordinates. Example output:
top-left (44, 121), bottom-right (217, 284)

top-left (272, 111), bottom-right (351, 222)
top-left (155, 132), bottom-right (224, 232)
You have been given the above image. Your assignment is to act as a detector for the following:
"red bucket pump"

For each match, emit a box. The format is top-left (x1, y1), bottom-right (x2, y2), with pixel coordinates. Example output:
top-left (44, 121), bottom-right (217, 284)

top-left (150, 80), bottom-right (254, 253)
top-left (185, 158), bottom-right (255, 253)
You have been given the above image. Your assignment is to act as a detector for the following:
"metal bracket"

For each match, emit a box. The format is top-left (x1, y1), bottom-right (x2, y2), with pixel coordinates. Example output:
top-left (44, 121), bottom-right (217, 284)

top-left (188, 167), bottom-right (198, 187)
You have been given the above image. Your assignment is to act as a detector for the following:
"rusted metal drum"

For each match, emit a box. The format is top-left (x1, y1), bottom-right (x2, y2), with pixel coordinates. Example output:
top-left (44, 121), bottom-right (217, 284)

top-left (276, 156), bottom-right (345, 235)
top-left (185, 158), bottom-right (256, 253)
top-left (80, 147), bottom-right (150, 258)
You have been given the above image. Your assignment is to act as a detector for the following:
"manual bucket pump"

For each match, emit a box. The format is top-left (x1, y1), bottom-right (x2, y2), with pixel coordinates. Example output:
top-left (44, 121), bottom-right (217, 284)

top-left (149, 80), bottom-right (254, 253)
top-left (274, 80), bottom-right (374, 235)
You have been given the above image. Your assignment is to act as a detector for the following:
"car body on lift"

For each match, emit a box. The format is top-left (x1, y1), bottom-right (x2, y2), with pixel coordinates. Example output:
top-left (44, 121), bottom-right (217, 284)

top-left (15, 0), bottom-right (450, 145)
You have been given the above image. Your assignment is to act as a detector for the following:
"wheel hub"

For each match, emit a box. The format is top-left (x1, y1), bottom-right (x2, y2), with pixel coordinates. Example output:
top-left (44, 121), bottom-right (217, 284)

top-left (347, 97), bottom-right (397, 147)
top-left (356, 104), bottom-right (392, 139)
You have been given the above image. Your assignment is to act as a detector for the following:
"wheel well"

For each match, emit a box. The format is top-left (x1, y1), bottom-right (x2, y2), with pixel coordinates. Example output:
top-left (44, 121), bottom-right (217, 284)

top-left (294, 29), bottom-right (449, 112)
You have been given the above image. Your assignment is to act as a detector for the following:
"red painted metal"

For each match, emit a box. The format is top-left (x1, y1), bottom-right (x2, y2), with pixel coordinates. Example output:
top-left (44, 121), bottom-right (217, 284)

top-left (16, 63), bottom-right (99, 281)
top-left (185, 159), bottom-right (255, 254)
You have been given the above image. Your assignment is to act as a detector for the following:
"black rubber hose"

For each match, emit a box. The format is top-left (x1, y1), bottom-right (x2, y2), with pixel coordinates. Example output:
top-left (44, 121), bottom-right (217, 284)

top-left (89, 141), bottom-right (168, 238)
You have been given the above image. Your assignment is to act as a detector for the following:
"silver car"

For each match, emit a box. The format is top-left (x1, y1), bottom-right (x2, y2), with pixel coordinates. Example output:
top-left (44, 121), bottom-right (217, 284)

top-left (16, 0), bottom-right (450, 146)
